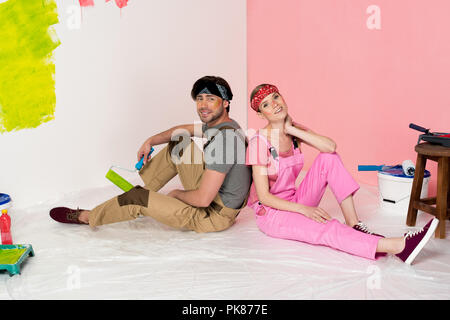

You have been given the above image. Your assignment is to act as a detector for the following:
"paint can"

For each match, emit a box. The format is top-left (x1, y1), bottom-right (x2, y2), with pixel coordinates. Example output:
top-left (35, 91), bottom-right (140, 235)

top-left (377, 168), bottom-right (430, 215)
top-left (0, 193), bottom-right (12, 213)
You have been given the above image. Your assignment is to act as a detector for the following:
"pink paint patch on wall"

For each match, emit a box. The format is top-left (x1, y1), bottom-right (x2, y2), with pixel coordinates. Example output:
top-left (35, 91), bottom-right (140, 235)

top-left (79, 0), bottom-right (94, 6)
top-left (79, 0), bottom-right (129, 9)
top-left (106, 0), bottom-right (129, 9)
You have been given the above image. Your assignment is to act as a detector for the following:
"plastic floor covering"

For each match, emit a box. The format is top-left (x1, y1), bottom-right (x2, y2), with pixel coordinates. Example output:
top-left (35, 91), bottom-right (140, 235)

top-left (1, 176), bottom-right (449, 300)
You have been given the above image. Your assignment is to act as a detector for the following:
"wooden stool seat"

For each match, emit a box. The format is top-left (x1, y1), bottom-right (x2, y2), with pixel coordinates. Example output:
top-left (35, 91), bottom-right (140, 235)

top-left (406, 143), bottom-right (450, 238)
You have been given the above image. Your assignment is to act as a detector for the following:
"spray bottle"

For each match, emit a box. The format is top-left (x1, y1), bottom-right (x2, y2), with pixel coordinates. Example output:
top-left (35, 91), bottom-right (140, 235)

top-left (0, 193), bottom-right (13, 245)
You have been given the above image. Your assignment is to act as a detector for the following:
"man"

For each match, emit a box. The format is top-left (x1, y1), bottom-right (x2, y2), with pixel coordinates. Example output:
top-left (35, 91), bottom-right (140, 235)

top-left (50, 76), bottom-right (252, 233)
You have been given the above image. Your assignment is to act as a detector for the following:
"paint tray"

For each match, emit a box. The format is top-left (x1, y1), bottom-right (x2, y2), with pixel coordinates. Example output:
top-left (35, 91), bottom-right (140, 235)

top-left (419, 133), bottom-right (450, 147)
top-left (0, 244), bottom-right (34, 276)
top-left (409, 123), bottom-right (450, 147)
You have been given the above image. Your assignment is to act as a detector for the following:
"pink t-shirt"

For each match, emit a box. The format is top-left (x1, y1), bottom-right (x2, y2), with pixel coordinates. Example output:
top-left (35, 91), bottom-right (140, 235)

top-left (245, 135), bottom-right (294, 206)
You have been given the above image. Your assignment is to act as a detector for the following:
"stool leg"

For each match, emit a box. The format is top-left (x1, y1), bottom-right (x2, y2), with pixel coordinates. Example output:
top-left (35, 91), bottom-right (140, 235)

top-left (406, 154), bottom-right (426, 227)
top-left (448, 159), bottom-right (450, 220)
top-left (435, 157), bottom-right (449, 238)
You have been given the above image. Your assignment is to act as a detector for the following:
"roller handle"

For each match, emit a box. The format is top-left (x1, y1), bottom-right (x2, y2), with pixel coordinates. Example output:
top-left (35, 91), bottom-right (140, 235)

top-left (409, 123), bottom-right (430, 135)
top-left (135, 147), bottom-right (155, 171)
top-left (358, 165), bottom-right (384, 171)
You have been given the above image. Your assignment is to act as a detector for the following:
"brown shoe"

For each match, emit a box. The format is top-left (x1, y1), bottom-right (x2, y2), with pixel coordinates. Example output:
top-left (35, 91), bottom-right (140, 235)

top-left (49, 207), bottom-right (87, 224)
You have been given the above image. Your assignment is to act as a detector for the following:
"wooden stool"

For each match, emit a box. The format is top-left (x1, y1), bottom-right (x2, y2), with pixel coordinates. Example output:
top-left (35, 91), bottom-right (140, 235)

top-left (406, 143), bottom-right (450, 238)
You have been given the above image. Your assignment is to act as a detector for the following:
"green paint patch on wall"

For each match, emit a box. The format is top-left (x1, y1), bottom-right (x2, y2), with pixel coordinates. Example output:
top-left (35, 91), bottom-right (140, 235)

top-left (0, 0), bottom-right (60, 133)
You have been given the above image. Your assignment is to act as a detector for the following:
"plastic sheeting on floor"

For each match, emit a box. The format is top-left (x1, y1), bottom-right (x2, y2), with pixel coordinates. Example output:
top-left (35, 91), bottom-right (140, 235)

top-left (1, 177), bottom-right (449, 300)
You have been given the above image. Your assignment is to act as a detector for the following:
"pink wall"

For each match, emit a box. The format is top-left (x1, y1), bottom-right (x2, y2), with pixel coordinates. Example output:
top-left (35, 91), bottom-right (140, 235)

top-left (247, 0), bottom-right (450, 195)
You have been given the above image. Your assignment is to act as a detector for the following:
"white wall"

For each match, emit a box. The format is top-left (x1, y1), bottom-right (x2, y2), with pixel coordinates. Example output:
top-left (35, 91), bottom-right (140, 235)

top-left (0, 0), bottom-right (247, 209)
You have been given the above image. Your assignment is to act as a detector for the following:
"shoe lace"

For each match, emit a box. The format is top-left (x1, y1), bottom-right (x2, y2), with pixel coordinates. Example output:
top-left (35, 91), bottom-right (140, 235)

top-left (356, 222), bottom-right (372, 234)
top-left (405, 227), bottom-right (424, 239)
top-left (67, 207), bottom-right (81, 221)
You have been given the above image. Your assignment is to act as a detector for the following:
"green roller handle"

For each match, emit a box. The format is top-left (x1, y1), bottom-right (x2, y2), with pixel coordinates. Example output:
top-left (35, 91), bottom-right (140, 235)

top-left (105, 168), bottom-right (134, 192)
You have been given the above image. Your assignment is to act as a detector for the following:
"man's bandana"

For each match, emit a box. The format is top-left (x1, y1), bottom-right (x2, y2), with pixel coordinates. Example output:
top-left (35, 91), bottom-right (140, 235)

top-left (250, 84), bottom-right (279, 111)
top-left (196, 83), bottom-right (230, 101)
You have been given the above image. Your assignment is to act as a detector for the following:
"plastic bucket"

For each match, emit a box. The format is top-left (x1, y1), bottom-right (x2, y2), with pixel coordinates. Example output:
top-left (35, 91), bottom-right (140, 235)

top-left (0, 193), bottom-right (12, 212)
top-left (377, 169), bottom-right (430, 215)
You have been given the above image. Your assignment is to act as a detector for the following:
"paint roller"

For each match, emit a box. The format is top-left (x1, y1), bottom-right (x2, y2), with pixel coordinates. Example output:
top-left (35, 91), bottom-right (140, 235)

top-left (358, 160), bottom-right (415, 176)
top-left (105, 147), bottom-right (154, 192)
top-left (401, 160), bottom-right (415, 176)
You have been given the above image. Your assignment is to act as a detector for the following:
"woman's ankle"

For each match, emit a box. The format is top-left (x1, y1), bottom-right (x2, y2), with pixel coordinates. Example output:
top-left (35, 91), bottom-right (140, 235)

top-left (377, 237), bottom-right (405, 254)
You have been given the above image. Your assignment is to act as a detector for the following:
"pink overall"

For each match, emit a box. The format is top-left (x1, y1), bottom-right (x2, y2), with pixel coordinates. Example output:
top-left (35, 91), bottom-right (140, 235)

top-left (248, 134), bottom-right (382, 260)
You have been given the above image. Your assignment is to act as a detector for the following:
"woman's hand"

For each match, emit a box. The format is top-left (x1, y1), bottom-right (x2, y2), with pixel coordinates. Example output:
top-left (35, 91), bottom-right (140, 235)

top-left (297, 205), bottom-right (332, 224)
top-left (284, 115), bottom-right (306, 134)
top-left (283, 118), bottom-right (336, 153)
top-left (137, 138), bottom-right (153, 165)
top-left (284, 114), bottom-right (294, 134)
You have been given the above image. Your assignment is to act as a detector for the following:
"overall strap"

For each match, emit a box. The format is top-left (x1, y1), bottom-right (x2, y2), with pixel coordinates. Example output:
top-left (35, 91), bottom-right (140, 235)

top-left (203, 125), bottom-right (248, 150)
top-left (248, 133), bottom-right (278, 159)
top-left (249, 133), bottom-right (298, 160)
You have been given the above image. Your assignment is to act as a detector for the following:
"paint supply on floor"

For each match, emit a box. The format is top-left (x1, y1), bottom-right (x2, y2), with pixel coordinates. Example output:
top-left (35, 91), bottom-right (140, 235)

top-left (106, 147), bottom-right (154, 192)
top-left (401, 159), bottom-right (415, 176)
top-left (358, 159), bottom-right (415, 176)
top-left (0, 193), bottom-right (13, 245)
top-left (0, 244), bottom-right (34, 276)
top-left (358, 164), bottom-right (394, 172)
top-left (358, 160), bottom-right (428, 214)
top-left (377, 165), bottom-right (430, 215)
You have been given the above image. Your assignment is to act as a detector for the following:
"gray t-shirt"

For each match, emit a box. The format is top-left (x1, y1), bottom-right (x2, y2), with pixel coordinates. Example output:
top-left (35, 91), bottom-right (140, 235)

top-left (202, 119), bottom-right (252, 209)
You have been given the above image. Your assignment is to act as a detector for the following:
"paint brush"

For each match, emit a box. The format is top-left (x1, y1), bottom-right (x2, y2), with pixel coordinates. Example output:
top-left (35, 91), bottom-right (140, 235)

top-left (106, 147), bottom-right (154, 192)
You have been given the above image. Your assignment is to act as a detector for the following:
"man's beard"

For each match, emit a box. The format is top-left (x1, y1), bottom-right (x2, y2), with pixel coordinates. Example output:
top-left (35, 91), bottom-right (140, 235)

top-left (200, 103), bottom-right (225, 125)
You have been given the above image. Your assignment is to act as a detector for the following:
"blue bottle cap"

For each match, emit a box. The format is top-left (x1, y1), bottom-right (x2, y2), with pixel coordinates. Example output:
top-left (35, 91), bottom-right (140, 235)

top-left (0, 193), bottom-right (11, 206)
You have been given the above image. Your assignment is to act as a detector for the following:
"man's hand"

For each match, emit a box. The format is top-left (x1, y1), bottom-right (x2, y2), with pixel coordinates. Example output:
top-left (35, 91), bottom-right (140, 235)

top-left (137, 138), bottom-right (154, 165)
top-left (164, 170), bottom-right (226, 207)
top-left (166, 189), bottom-right (181, 198)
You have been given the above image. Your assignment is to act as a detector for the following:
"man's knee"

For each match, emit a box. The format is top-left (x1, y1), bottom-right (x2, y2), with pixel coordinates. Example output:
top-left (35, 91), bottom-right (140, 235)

top-left (117, 186), bottom-right (150, 207)
top-left (169, 137), bottom-right (203, 165)
top-left (168, 136), bottom-right (194, 159)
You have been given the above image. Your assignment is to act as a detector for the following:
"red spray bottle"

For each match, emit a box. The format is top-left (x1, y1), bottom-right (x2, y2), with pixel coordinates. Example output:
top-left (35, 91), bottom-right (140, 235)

top-left (0, 209), bottom-right (12, 245)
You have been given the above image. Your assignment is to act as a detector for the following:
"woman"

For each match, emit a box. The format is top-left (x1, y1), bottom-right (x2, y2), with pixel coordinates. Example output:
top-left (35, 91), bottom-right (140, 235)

top-left (245, 84), bottom-right (438, 264)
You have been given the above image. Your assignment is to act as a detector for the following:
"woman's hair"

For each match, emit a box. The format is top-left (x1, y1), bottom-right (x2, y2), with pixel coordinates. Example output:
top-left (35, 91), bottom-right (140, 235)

top-left (191, 76), bottom-right (233, 113)
top-left (250, 83), bottom-right (273, 112)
